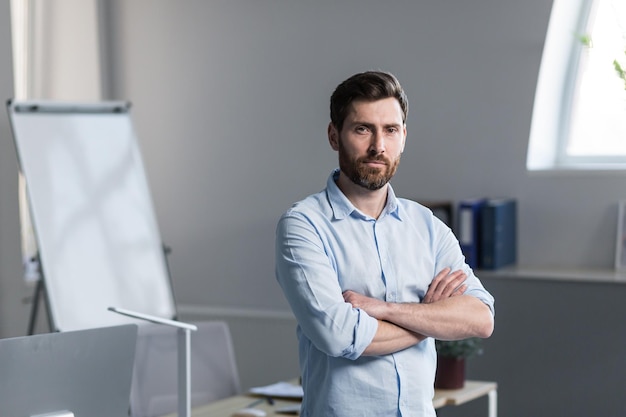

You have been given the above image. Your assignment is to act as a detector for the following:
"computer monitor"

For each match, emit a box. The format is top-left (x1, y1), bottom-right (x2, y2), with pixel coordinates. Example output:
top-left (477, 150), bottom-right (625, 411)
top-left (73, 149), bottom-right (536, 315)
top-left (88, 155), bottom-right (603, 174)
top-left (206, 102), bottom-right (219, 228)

top-left (0, 324), bottom-right (137, 417)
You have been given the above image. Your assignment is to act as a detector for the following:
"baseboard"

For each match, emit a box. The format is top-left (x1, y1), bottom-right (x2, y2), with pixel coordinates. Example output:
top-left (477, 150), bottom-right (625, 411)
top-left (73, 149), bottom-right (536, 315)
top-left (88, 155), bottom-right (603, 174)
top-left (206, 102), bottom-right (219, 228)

top-left (177, 304), bottom-right (295, 321)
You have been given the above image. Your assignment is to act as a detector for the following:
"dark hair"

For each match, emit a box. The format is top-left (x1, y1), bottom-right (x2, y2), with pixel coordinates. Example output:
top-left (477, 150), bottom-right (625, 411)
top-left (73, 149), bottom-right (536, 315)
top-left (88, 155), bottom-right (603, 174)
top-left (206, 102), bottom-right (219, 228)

top-left (330, 71), bottom-right (408, 132)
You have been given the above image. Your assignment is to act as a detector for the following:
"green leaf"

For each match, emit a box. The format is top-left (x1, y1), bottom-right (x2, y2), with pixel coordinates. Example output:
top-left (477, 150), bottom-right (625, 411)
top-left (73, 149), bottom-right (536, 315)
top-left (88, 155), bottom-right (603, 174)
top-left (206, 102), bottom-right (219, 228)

top-left (614, 52), bottom-right (626, 90)
top-left (576, 33), bottom-right (592, 48)
top-left (435, 337), bottom-right (484, 358)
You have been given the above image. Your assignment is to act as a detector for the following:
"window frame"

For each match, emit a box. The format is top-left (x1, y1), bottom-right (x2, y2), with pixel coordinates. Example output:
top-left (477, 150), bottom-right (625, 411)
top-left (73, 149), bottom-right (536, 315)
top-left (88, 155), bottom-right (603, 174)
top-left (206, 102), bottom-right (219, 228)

top-left (554, 0), bottom-right (593, 168)
top-left (527, 0), bottom-right (626, 171)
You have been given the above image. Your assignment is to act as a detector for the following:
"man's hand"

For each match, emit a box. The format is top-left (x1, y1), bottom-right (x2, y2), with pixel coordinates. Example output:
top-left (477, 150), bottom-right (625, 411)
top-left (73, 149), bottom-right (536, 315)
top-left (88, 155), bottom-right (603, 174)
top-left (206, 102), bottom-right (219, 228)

top-left (343, 290), bottom-right (387, 320)
top-left (422, 267), bottom-right (467, 304)
top-left (343, 292), bottom-right (428, 356)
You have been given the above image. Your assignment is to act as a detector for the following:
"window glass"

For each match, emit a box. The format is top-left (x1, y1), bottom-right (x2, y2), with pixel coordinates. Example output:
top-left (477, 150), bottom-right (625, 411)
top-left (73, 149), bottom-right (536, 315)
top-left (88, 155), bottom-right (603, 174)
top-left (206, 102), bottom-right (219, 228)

top-left (527, 0), bottom-right (626, 170)
top-left (563, 0), bottom-right (626, 161)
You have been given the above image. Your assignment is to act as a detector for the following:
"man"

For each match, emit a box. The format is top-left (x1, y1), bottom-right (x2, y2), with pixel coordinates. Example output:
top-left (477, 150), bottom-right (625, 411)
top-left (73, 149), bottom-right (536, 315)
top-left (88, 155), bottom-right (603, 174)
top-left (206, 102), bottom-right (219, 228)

top-left (275, 71), bottom-right (494, 417)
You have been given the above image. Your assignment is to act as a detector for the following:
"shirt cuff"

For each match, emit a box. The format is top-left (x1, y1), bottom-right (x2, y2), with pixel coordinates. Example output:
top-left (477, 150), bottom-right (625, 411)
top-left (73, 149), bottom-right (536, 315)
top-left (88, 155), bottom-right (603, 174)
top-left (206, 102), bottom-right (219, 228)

top-left (346, 310), bottom-right (379, 360)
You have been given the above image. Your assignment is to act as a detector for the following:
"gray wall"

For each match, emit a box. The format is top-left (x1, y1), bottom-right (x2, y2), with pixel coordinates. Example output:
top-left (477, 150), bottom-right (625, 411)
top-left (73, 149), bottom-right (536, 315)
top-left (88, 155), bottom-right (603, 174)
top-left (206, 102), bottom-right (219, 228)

top-left (439, 275), bottom-right (626, 417)
top-left (100, 0), bottom-right (626, 314)
top-left (0, 0), bottom-right (32, 338)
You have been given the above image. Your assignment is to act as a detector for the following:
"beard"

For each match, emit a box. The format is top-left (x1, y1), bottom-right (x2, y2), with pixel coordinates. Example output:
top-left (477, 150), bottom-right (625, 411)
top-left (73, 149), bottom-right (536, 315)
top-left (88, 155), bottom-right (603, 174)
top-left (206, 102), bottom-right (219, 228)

top-left (338, 143), bottom-right (401, 191)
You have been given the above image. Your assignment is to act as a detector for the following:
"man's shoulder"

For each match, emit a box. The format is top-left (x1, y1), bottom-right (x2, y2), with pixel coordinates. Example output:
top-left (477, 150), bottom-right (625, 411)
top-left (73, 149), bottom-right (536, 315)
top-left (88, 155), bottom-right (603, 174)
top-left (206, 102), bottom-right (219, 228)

top-left (393, 198), bottom-right (453, 233)
top-left (395, 197), bottom-right (433, 216)
top-left (282, 188), bottom-right (331, 218)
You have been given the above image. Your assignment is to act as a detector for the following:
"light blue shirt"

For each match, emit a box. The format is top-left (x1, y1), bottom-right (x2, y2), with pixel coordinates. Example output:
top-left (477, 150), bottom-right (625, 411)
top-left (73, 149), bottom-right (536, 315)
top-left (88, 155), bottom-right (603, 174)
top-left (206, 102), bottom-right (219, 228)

top-left (275, 169), bottom-right (495, 417)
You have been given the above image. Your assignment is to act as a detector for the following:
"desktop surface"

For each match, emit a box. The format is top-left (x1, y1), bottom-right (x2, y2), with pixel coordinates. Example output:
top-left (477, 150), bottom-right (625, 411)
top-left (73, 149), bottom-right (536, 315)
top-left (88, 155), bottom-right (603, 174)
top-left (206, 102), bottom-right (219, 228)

top-left (162, 379), bottom-right (497, 417)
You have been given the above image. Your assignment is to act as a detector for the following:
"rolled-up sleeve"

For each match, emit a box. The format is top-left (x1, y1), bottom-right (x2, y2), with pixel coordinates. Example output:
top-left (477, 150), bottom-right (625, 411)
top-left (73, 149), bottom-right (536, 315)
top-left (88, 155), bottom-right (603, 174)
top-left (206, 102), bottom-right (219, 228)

top-left (433, 220), bottom-right (495, 316)
top-left (275, 211), bottom-right (378, 359)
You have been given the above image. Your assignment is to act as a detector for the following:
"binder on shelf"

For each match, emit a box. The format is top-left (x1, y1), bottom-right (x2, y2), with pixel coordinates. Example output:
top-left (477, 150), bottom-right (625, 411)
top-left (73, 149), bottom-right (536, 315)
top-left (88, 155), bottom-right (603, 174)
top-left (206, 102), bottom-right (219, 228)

top-left (457, 198), bottom-right (486, 269)
top-left (480, 198), bottom-right (517, 270)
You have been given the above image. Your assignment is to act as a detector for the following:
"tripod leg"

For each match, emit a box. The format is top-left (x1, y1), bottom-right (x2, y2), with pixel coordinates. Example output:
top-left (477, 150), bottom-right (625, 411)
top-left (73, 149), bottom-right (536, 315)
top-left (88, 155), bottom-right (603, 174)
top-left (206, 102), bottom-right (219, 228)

top-left (27, 279), bottom-right (43, 335)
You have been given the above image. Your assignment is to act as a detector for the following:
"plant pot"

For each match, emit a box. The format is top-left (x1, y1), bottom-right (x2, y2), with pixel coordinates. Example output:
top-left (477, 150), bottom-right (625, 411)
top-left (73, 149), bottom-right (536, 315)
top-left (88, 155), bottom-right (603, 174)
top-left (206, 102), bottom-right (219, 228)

top-left (434, 356), bottom-right (465, 389)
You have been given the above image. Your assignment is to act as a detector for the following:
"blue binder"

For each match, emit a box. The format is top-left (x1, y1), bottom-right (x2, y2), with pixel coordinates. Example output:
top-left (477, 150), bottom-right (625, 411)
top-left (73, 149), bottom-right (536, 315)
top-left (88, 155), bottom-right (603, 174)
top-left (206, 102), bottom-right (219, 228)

top-left (480, 198), bottom-right (517, 269)
top-left (457, 198), bottom-right (486, 269)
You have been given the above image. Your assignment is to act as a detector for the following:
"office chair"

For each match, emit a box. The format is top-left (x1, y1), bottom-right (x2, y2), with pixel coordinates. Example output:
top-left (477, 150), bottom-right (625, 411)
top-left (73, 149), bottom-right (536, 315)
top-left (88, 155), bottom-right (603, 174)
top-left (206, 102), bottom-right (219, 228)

top-left (129, 320), bottom-right (241, 417)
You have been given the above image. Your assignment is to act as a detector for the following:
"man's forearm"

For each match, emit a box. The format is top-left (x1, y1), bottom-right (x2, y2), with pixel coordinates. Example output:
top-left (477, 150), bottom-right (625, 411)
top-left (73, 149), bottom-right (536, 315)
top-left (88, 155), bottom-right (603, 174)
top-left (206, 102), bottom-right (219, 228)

top-left (381, 295), bottom-right (494, 340)
top-left (343, 268), bottom-right (494, 345)
top-left (362, 320), bottom-right (426, 356)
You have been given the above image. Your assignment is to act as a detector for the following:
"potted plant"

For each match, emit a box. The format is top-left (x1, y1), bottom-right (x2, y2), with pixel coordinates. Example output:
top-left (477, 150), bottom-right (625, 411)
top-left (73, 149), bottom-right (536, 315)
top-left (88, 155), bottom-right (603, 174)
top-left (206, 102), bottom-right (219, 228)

top-left (434, 338), bottom-right (483, 389)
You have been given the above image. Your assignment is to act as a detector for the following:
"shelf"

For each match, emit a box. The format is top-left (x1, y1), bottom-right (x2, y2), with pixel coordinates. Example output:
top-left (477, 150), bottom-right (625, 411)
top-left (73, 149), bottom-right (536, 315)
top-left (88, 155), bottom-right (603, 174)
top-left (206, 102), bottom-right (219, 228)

top-left (477, 266), bottom-right (626, 284)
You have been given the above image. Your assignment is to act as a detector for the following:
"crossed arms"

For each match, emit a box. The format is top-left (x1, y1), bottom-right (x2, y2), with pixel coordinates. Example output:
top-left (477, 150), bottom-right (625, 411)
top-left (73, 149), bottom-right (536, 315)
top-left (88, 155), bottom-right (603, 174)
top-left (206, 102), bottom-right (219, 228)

top-left (343, 268), bottom-right (495, 356)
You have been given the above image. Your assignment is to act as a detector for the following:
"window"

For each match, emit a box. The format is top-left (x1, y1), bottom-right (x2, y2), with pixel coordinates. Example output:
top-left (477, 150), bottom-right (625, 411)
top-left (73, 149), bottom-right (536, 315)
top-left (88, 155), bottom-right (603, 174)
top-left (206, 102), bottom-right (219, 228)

top-left (527, 0), bottom-right (626, 170)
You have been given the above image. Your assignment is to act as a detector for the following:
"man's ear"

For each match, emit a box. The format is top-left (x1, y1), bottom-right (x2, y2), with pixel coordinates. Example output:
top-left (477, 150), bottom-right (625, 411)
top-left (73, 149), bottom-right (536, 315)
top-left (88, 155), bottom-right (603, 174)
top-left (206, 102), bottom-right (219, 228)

top-left (328, 123), bottom-right (340, 151)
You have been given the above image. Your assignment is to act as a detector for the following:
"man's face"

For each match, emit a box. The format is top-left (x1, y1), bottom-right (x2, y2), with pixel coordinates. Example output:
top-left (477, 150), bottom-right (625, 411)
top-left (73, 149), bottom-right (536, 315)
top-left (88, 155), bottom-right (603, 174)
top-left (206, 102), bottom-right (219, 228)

top-left (329, 97), bottom-right (407, 190)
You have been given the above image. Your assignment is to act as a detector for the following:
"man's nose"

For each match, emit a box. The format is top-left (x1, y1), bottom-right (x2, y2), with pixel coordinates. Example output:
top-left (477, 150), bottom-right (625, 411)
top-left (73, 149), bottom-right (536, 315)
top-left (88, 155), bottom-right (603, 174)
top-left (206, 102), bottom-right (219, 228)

top-left (368, 131), bottom-right (385, 154)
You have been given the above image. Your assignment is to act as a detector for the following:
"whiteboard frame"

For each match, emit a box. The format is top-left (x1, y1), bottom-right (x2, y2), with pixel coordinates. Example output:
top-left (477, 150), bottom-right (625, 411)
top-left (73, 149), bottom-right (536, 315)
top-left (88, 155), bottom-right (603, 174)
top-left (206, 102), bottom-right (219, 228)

top-left (7, 99), bottom-right (177, 331)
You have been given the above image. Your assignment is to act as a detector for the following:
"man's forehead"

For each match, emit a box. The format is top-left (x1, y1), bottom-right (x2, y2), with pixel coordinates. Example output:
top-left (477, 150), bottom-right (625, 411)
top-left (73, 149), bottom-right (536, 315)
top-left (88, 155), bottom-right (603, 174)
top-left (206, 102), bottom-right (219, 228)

top-left (346, 98), bottom-right (405, 123)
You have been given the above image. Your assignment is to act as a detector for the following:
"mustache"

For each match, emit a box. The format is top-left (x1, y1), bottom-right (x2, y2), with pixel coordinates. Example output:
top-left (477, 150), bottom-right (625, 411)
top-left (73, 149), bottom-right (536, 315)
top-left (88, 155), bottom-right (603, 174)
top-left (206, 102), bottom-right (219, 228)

top-left (359, 155), bottom-right (390, 164)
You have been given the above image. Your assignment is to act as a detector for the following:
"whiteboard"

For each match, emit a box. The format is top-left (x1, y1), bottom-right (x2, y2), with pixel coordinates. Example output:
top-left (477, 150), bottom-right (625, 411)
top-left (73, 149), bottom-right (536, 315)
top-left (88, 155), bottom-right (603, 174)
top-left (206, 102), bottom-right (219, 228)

top-left (8, 100), bottom-right (177, 331)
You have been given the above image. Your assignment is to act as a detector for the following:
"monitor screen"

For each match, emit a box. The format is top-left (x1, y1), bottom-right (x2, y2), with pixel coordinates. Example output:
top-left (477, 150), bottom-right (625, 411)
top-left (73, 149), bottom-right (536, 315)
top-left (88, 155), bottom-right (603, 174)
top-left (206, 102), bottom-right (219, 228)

top-left (0, 324), bottom-right (137, 417)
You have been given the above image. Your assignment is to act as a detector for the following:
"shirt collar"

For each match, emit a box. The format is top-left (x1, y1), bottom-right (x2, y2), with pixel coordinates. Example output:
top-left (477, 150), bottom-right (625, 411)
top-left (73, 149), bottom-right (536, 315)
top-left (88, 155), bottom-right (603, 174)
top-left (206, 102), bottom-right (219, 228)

top-left (326, 169), bottom-right (401, 221)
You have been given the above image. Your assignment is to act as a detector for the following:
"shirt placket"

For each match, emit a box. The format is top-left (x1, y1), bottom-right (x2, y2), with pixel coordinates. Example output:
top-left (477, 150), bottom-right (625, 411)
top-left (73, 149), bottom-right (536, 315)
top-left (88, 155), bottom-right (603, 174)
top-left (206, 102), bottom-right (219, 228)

top-left (374, 218), bottom-right (396, 302)
top-left (375, 218), bottom-right (410, 416)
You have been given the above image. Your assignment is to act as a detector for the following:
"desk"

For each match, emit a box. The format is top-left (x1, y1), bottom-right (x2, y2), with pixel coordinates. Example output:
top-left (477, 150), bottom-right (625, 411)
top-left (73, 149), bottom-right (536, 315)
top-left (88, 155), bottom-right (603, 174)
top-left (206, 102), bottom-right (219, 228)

top-left (433, 380), bottom-right (497, 417)
top-left (164, 380), bottom-right (497, 417)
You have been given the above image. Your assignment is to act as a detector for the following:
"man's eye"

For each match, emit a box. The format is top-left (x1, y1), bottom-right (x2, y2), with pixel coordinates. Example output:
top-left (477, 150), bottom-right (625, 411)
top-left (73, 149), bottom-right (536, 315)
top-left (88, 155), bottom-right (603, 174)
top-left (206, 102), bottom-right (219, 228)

top-left (355, 126), bottom-right (369, 133)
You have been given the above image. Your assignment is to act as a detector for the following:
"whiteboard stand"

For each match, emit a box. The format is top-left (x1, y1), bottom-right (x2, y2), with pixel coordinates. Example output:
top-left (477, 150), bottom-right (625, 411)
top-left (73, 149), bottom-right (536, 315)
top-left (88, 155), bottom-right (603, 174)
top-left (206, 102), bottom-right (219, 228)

top-left (27, 252), bottom-right (54, 335)
top-left (108, 307), bottom-right (197, 417)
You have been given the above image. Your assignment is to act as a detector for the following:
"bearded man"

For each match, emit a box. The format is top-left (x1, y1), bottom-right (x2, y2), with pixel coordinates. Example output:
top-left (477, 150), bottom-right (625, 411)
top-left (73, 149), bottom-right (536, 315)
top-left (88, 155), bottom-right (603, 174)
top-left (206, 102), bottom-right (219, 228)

top-left (275, 71), bottom-right (495, 417)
